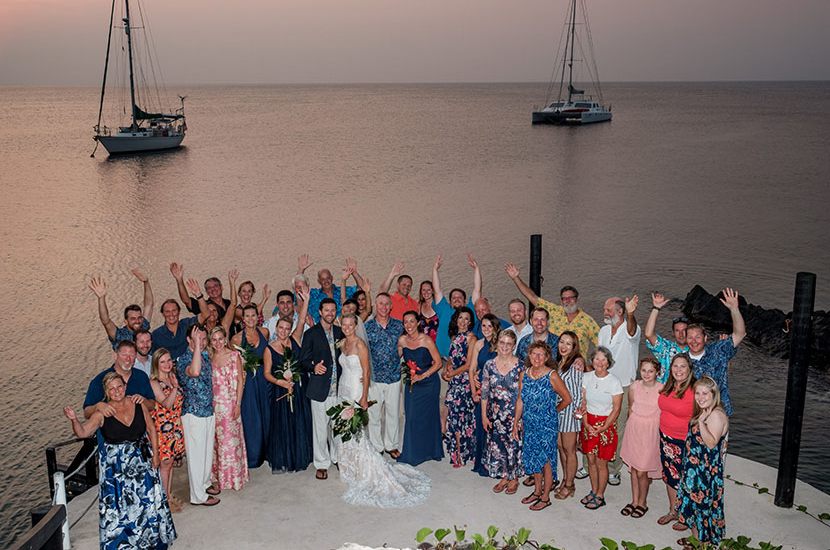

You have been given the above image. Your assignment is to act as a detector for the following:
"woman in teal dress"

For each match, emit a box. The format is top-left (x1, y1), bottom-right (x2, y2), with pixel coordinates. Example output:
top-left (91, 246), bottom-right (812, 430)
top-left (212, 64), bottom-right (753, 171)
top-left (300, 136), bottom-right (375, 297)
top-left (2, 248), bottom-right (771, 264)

top-left (397, 311), bottom-right (444, 466)
top-left (676, 376), bottom-right (729, 548)
top-left (512, 341), bottom-right (572, 511)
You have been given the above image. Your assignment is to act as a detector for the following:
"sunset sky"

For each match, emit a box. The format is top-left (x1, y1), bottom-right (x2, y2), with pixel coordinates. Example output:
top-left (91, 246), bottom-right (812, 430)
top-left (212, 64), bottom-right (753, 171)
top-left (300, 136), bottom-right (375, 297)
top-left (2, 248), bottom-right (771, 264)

top-left (1, 0), bottom-right (828, 85)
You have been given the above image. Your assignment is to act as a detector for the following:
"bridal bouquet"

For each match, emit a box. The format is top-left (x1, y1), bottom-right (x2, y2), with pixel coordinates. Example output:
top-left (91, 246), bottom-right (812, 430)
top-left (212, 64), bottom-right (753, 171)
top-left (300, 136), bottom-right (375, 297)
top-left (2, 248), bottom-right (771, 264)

top-left (400, 358), bottom-right (419, 393)
top-left (234, 343), bottom-right (261, 377)
top-left (272, 348), bottom-right (301, 413)
top-left (326, 400), bottom-right (376, 443)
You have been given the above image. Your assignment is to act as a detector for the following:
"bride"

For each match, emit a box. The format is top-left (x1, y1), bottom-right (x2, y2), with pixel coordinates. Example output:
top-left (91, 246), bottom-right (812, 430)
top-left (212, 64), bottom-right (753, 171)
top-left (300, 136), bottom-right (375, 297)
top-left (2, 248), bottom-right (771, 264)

top-left (336, 314), bottom-right (431, 508)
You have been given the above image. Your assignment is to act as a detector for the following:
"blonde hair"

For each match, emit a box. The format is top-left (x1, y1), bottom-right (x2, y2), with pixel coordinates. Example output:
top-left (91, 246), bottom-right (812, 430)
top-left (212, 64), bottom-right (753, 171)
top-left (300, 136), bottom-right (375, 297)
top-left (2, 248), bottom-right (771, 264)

top-left (689, 376), bottom-right (724, 425)
top-left (208, 326), bottom-right (231, 359)
top-left (150, 348), bottom-right (172, 381)
top-left (102, 372), bottom-right (126, 402)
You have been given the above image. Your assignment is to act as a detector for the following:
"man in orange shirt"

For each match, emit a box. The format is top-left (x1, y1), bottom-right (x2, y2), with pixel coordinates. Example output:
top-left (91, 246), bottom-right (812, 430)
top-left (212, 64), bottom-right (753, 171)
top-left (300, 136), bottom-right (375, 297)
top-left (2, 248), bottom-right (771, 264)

top-left (380, 261), bottom-right (419, 320)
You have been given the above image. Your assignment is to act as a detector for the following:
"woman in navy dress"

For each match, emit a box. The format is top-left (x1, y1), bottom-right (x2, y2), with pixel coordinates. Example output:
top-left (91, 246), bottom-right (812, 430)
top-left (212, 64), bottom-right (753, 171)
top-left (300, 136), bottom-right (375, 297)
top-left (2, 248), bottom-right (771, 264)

top-left (469, 313), bottom-right (499, 476)
top-left (263, 299), bottom-right (313, 473)
top-left (230, 304), bottom-right (271, 468)
top-left (397, 310), bottom-right (444, 466)
top-left (512, 341), bottom-right (572, 511)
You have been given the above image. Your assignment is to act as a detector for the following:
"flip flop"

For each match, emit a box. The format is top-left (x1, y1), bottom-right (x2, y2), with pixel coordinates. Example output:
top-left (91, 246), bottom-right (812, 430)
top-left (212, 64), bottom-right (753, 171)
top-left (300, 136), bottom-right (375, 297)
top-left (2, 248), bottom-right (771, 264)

top-left (620, 503), bottom-right (635, 516)
top-left (657, 512), bottom-right (677, 525)
top-left (196, 496), bottom-right (220, 506)
top-left (523, 476), bottom-right (535, 487)
top-left (387, 449), bottom-right (401, 459)
top-left (631, 505), bottom-right (649, 518)
top-left (672, 521), bottom-right (689, 532)
top-left (505, 480), bottom-right (519, 495)
top-left (492, 480), bottom-right (508, 493)
top-left (315, 469), bottom-right (328, 480)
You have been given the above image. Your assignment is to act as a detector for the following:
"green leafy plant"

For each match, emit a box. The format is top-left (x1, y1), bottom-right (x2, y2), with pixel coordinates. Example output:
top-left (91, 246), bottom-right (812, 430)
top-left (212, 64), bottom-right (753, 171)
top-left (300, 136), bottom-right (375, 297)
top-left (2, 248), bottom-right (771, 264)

top-left (415, 525), bottom-right (561, 549)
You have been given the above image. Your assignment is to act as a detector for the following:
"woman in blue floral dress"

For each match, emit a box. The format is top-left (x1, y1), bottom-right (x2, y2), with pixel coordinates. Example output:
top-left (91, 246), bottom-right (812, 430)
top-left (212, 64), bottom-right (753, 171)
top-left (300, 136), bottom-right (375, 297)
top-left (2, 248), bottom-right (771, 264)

top-left (676, 376), bottom-right (729, 548)
top-left (481, 330), bottom-right (523, 493)
top-left (443, 307), bottom-right (478, 467)
top-left (512, 341), bottom-right (572, 511)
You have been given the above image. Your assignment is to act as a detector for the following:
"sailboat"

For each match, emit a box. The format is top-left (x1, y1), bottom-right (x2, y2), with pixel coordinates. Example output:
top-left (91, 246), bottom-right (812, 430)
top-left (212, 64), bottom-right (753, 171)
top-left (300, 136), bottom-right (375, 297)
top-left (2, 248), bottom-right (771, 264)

top-left (93, 0), bottom-right (186, 155)
top-left (532, 0), bottom-right (612, 125)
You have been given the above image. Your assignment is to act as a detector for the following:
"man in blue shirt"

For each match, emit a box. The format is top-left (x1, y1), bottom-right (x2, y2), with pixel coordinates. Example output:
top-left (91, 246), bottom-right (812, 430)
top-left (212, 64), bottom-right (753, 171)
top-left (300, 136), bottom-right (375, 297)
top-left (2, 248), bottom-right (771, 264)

top-left (83, 340), bottom-right (155, 419)
top-left (87, 270), bottom-right (154, 350)
top-left (686, 287), bottom-right (746, 417)
top-left (431, 254), bottom-right (482, 357)
top-left (644, 292), bottom-right (689, 384)
top-left (177, 323), bottom-right (220, 506)
top-left (364, 293), bottom-right (405, 457)
top-left (516, 307), bottom-right (559, 364)
top-left (151, 298), bottom-right (206, 360)
top-left (297, 254), bottom-right (366, 323)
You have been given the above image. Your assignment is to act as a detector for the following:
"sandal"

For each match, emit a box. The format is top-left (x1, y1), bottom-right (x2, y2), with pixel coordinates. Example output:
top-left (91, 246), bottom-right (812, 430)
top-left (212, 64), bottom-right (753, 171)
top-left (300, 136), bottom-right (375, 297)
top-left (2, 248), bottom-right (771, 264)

top-left (521, 491), bottom-right (542, 505)
top-left (492, 480), bottom-right (508, 493)
top-left (584, 495), bottom-right (606, 510)
top-left (196, 496), bottom-right (220, 506)
top-left (315, 469), bottom-right (328, 480)
top-left (522, 476), bottom-right (535, 487)
top-left (580, 490), bottom-right (596, 505)
top-left (657, 512), bottom-right (677, 525)
top-left (206, 485), bottom-right (221, 496)
top-left (554, 484), bottom-right (574, 500)
top-left (505, 480), bottom-right (519, 495)
top-left (672, 521), bottom-right (689, 532)
top-left (620, 503), bottom-right (635, 516)
top-left (529, 498), bottom-right (551, 511)
top-left (677, 538), bottom-right (694, 550)
top-left (387, 449), bottom-right (401, 460)
top-left (630, 505), bottom-right (649, 518)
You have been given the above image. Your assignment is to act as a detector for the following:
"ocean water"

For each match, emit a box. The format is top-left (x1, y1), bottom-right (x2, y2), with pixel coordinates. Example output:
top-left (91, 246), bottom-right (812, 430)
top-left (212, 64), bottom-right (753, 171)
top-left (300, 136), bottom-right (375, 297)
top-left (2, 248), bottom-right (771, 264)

top-left (0, 82), bottom-right (828, 546)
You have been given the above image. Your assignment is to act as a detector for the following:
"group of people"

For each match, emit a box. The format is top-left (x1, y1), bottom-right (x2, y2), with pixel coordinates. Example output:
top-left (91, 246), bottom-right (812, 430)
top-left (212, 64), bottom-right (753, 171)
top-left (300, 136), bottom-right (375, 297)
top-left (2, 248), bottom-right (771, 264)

top-left (66, 255), bottom-right (746, 549)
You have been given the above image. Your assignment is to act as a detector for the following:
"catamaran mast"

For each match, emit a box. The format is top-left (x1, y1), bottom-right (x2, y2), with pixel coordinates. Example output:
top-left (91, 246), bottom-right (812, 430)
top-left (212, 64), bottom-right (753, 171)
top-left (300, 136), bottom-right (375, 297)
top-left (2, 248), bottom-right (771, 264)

top-left (95, 0), bottom-right (117, 134)
top-left (566, 0), bottom-right (577, 102)
top-left (123, 0), bottom-right (139, 129)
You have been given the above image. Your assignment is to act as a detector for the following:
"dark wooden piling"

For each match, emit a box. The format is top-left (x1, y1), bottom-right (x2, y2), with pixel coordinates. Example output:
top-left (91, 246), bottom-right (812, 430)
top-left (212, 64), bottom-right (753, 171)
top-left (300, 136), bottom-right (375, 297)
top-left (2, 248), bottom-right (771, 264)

top-left (529, 235), bottom-right (542, 309)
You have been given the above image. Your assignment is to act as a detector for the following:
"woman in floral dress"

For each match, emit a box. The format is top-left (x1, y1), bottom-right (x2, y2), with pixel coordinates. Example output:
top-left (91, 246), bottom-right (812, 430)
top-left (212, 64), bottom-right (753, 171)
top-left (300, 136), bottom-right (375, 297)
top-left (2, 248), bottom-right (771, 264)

top-left (208, 326), bottom-right (249, 490)
top-left (481, 330), bottom-right (522, 493)
top-left (417, 281), bottom-right (439, 341)
top-left (150, 348), bottom-right (186, 512)
top-left (676, 376), bottom-right (728, 548)
top-left (443, 307), bottom-right (477, 467)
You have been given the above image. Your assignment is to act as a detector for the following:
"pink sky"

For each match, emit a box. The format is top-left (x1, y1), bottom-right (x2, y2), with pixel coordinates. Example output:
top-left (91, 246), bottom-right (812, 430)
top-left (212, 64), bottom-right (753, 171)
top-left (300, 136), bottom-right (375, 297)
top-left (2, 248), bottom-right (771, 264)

top-left (1, 0), bottom-right (828, 85)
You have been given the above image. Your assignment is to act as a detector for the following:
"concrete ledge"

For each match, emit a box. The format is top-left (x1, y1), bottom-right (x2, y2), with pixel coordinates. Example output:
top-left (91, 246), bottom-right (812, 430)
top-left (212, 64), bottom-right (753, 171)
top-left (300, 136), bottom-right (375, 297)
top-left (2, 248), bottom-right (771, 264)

top-left (68, 454), bottom-right (830, 549)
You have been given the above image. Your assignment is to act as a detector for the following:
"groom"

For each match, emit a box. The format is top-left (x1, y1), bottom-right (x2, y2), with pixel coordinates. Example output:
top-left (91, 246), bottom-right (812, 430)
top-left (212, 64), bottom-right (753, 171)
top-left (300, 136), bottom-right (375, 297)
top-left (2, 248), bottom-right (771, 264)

top-left (300, 298), bottom-right (344, 480)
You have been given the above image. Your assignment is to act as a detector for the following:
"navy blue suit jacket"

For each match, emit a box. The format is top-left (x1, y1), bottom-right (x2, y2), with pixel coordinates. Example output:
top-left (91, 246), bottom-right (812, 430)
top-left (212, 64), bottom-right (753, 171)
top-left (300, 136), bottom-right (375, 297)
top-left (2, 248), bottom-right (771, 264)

top-left (300, 323), bottom-right (344, 402)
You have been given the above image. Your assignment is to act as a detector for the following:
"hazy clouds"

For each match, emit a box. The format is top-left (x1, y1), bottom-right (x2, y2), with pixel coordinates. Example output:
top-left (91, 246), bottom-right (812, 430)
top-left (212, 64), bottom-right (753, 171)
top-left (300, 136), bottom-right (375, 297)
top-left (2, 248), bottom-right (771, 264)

top-left (1, 0), bottom-right (828, 85)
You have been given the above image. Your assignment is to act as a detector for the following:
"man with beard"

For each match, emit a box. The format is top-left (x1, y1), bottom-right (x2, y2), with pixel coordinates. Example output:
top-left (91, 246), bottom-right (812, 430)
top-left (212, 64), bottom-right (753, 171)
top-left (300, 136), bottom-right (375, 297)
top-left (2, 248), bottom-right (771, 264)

top-left (644, 292), bottom-right (690, 384)
top-left (88, 270), bottom-right (154, 349)
top-left (170, 262), bottom-right (231, 319)
top-left (264, 289), bottom-right (313, 340)
top-left (297, 254), bottom-right (365, 323)
top-left (133, 329), bottom-right (153, 377)
top-left (503, 299), bottom-right (532, 353)
top-left (504, 263), bottom-right (599, 355)
top-left (596, 295), bottom-right (641, 486)
top-left (515, 307), bottom-right (559, 364)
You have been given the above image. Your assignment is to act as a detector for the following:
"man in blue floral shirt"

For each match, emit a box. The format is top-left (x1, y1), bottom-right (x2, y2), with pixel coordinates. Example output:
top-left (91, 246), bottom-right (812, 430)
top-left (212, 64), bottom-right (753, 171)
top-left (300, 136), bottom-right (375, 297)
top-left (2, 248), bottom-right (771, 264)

top-left (297, 254), bottom-right (366, 323)
top-left (516, 307), bottom-right (559, 364)
top-left (644, 292), bottom-right (690, 384)
top-left (685, 288), bottom-right (746, 417)
top-left (88, 270), bottom-right (154, 350)
top-left (364, 293), bottom-right (404, 457)
top-left (177, 324), bottom-right (220, 506)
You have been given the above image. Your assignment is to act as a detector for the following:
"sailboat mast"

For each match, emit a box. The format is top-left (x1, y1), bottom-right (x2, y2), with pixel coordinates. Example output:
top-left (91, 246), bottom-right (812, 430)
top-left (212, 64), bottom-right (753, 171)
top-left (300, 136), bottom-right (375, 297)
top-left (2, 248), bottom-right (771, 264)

top-left (567, 0), bottom-right (577, 102)
top-left (95, 0), bottom-right (117, 134)
top-left (123, 0), bottom-right (139, 129)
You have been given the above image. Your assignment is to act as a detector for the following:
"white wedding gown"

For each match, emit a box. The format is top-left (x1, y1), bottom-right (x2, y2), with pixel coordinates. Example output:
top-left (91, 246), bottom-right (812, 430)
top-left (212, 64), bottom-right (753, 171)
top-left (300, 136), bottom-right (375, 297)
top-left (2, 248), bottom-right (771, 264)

top-left (337, 354), bottom-right (431, 508)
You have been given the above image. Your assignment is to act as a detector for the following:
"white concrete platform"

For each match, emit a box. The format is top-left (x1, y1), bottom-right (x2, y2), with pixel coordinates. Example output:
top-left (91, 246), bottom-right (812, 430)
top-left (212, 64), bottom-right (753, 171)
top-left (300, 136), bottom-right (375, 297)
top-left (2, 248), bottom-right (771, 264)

top-left (67, 454), bottom-right (830, 549)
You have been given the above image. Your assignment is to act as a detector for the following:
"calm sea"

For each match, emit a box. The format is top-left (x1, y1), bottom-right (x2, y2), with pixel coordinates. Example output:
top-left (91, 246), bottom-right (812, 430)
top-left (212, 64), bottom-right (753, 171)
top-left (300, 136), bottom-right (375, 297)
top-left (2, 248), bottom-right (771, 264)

top-left (0, 82), bottom-right (828, 546)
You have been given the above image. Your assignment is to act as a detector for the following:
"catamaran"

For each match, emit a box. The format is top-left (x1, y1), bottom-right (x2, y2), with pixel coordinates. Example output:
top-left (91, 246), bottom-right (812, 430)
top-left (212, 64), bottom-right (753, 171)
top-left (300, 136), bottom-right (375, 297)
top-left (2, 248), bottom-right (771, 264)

top-left (532, 0), bottom-right (612, 125)
top-left (93, 0), bottom-right (186, 155)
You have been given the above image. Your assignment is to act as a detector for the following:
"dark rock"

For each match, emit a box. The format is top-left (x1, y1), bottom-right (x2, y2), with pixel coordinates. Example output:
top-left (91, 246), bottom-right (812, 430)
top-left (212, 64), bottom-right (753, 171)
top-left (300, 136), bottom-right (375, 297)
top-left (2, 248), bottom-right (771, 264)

top-left (682, 285), bottom-right (829, 368)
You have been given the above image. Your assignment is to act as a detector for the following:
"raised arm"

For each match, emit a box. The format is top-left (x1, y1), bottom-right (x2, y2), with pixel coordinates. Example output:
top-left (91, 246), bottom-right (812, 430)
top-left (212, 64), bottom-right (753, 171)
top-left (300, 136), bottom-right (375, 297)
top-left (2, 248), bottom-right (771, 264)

top-left (170, 262), bottom-right (194, 312)
top-left (720, 288), bottom-right (746, 347)
top-left (340, 264), bottom-right (353, 305)
top-left (346, 257), bottom-right (366, 290)
top-left (131, 268), bottom-right (154, 324)
top-left (297, 254), bottom-right (312, 275)
top-left (431, 255), bottom-right (445, 303)
top-left (468, 254), bottom-right (481, 304)
top-left (185, 337), bottom-right (204, 378)
top-left (186, 278), bottom-right (211, 324)
top-left (380, 261), bottom-right (404, 294)
top-left (360, 277), bottom-right (373, 319)
top-left (88, 276), bottom-right (117, 341)
top-left (257, 284), bottom-right (271, 318)
top-left (64, 406), bottom-right (104, 439)
top-left (292, 287), bottom-right (310, 343)
top-left (220, 270), bottom-right (239, 334)
top-left (504, 263), bottom-right (540, 306)
top-left (624, 295), bottom-right (639, 337)
top-left (645, 292), bottom-right (669, 346)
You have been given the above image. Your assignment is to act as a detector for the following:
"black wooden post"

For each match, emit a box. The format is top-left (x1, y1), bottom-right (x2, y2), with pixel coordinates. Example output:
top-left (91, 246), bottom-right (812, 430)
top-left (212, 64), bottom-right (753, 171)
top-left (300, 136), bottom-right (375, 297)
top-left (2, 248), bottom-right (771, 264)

top-left (529, 235), bottom-right (542, 310)
top-left (774, 272), bottom-right (816, 508)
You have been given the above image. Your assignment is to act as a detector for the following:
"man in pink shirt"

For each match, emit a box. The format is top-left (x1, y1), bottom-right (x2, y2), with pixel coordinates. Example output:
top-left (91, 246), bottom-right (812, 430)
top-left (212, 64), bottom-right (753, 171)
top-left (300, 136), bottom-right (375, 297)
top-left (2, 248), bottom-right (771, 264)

top-left (380, 261), bottom-right (418, 320)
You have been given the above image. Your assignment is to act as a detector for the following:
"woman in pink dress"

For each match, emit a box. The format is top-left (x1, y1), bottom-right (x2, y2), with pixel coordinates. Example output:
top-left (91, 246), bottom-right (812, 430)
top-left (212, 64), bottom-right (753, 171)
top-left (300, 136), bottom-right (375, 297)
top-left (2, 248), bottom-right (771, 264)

top-left (208, 326), bottom-right (249, 490)
top-left (619, 357), bottom-right (664, 518)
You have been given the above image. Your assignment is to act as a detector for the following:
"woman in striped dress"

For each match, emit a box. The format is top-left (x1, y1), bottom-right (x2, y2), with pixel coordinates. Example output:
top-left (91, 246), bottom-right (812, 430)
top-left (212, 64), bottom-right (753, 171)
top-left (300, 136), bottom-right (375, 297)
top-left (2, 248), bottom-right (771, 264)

top-left (553, 331), bottom-right (586, 500)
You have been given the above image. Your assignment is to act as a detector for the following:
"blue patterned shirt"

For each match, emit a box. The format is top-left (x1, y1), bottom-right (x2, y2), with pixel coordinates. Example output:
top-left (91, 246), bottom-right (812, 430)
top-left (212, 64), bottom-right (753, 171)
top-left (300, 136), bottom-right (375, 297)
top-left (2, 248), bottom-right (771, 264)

top-left (646, 334), bottom-right (689, 384)
top-left (365, 317), bottom-right (404, 383)
top-left (690, 338), bottom-right (737, 416)
top-left (516, 332), bottom-right (560, 365)
top-left (109, 318), bottom-right (150, 350)
top-left (307, 285), bottom-right (357, 323)
top-left (176, 348), bottom-right (213, 417)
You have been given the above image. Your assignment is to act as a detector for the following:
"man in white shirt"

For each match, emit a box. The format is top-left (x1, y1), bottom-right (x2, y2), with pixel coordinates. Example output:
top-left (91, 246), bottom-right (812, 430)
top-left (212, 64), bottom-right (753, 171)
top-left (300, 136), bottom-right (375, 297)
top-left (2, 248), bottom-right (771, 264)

top-left (597, 295), bottom-right (640, 485)
top-left (503, 299), bottom-right (533, 353)
top-left (133, 329), bottom-right (153, 377)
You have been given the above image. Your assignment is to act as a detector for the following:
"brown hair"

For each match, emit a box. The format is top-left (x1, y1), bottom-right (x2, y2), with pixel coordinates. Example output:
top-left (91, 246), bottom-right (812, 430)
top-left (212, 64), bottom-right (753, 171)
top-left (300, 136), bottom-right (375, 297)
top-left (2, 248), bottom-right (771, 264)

top-left (661, 353), bottom-right (695, 399)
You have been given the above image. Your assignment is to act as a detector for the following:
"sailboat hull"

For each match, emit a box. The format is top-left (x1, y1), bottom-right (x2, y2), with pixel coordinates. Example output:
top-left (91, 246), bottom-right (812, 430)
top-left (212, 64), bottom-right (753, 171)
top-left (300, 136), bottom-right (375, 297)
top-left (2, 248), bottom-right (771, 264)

top-left (96, 134), bottom-right (184, 154)
top-left (532, 110), bottom-right (612, 125)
